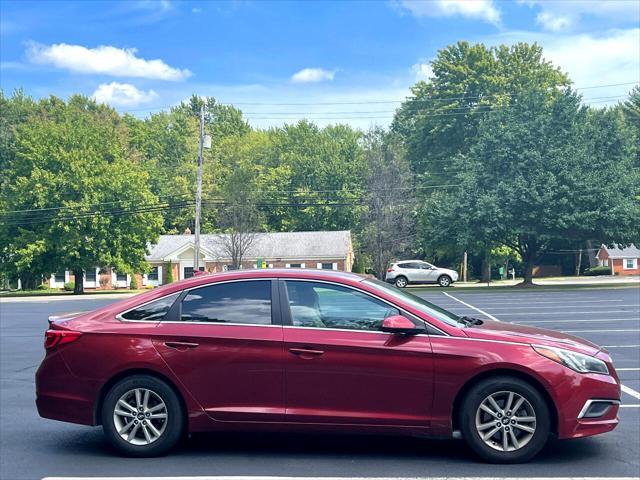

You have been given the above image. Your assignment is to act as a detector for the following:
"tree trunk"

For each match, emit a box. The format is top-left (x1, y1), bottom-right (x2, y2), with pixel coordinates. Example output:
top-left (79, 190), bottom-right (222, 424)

top-left (73, 269), bottom-right (84, 294)
top-left (481, 251), bottom-right (491, 283)
top-left (19, 272), bottom-right (37, 290)
top-left (575, 248), bottom-right (582, 277)
top-left (522, 256), bottom-right (535, 286)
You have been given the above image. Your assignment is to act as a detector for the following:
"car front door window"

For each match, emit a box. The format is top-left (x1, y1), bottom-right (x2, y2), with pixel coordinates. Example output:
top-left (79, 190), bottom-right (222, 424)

top-left (285, 281), bottom-right (399, 331)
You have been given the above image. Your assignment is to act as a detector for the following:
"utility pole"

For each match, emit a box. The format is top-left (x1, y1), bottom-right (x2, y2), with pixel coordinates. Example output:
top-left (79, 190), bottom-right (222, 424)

top-left (193, 104), bottom-right (205, 273)
top-left (463, 251), bottom-right (468, 282)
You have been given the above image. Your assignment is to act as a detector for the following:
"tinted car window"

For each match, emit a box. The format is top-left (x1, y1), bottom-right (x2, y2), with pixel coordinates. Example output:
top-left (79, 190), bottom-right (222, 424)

top-left (181, 280), bottom-right (272, 325)
top-left (399, 262), bottom-right (421, 269)
top-left (121, 293), bottom-right (180, 321)
top-left (285, 281), bottom-right (399, 331)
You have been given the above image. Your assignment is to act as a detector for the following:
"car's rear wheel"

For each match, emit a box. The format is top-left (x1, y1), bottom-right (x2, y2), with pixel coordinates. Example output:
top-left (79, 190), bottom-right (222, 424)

top-left (437, 275), bottom-right (452, 287)
top-left (101, 374), bottom-right (185, 457)
top-left (394, 276), bottom-right (408, 288)
top-left (460, 376), bottom-right (550, 463)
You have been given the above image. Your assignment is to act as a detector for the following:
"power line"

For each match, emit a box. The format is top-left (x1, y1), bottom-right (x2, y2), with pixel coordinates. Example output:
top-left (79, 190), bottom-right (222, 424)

top-left (118, 81), bottom-right (638, 113)
top-left (1, 184), bottom-right (461, 217)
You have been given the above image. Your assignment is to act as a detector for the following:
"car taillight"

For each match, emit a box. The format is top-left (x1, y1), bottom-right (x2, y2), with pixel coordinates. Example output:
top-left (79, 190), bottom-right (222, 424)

top-left (44, 330), bottom-right (82, 350)
top-left (387, 268), bottom-right (395, 272)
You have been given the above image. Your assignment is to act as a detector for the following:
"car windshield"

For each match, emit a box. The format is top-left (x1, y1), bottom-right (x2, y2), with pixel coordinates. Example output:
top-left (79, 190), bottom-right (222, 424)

top-left (363, 278), bottom-right (463, 327)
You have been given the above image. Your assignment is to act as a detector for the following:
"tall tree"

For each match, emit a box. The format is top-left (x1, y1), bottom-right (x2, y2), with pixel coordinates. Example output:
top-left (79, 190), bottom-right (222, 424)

top-left (0, 95), bottom-right (163, 292)
top-left (420, 90), bottom-right (638, 285)
top-left (392, 42), bottom-right (570, 181)
top-left (360, 128), bottom-right (416, 279)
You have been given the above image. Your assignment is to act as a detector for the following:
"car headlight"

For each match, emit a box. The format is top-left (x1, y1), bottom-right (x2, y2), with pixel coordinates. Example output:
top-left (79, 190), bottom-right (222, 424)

top-left (532, 345), bottom-right (609, 375)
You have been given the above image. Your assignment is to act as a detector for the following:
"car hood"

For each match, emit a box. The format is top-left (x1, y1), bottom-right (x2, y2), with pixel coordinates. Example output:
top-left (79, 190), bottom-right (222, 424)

top-left (463, 319), bottom-right (601, 356)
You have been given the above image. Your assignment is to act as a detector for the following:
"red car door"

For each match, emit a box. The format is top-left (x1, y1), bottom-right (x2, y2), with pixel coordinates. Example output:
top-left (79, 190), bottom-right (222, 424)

top-left (281, 279), bottom-right (434, 428)
top-left (152, 279), bottom-right (285, 422)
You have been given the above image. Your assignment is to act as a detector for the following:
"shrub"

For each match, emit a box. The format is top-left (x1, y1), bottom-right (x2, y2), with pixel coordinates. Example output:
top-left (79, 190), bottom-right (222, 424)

top-left (129, 275), bottom-right (138, 290)
top-left (583, 266), bottom-right (612, 276)
top-left (36, 284), bottom-right (49, 290)
top-left (63, 282), bottom-right (75, 291)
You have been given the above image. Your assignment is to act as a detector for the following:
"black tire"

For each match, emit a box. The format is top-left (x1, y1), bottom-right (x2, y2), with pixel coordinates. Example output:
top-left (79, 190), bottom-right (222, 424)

top-left (459, 376), bottom-right (550, 463)
top-left (101, 374), bottom-right (185, 457)
top-left (438, 275), bottom-right (452, 287)
top-left (394, 276), bottom-right (409, 288)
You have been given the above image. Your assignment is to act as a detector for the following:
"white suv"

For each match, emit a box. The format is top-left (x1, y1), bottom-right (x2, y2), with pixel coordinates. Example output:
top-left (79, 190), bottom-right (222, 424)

top-left (385, 260), bottom-right (459, 288)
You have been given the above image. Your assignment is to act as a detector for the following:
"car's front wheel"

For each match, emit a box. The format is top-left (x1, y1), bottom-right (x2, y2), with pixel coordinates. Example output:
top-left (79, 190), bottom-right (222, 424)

top-left (460, 376), bottom-right (550, 463)
top-left (101, 374), bottom-right (185, 457)
top-left (394, 276), bottom-right (408, 288)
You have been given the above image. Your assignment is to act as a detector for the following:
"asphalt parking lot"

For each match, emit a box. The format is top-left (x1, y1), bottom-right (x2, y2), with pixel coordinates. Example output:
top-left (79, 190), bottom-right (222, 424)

top-left (0, 286), bottom-right (638, 479)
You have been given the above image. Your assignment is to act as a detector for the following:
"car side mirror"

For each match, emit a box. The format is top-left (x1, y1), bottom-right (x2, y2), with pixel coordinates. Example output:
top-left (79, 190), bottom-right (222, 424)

top-left (381, 315), bottom-right (425, 335)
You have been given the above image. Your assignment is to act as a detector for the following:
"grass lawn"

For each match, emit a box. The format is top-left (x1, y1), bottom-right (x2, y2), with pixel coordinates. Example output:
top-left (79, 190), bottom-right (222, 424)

top-left (410, 282), bottom-right (639, 293)
top-left (0, 289), bottom-right (147, 297)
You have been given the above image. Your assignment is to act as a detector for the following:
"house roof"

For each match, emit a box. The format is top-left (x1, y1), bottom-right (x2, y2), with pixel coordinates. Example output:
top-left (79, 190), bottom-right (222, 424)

top-left (146, 231), bottom-right (352, 261)
top-left (599, 243), bottom-right (640, 259)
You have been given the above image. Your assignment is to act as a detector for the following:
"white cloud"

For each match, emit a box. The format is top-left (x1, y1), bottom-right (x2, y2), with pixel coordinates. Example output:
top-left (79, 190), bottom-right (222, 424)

top-left (92, 82), bottom-right (158, 106)
top-left (397, 0), bottom-right (501, 25)
top-left (522, 1), bottom-right (639, 31)
top-left (291, 67), bottom-right (336, 83)
top-left (26, 42), bottom-right (191, 81)
top-left (412, 61), bottom-right (433, 80)
top-left (536, 12), bottom-right (572, 32)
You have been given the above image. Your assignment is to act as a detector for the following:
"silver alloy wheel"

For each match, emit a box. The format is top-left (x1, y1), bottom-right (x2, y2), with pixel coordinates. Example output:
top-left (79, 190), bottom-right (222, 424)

top-left (395, 277), bottom-right (407, 288)
top-left (439, 276), bottom-right (451, 287)
top-left (113, 388), bottom-right (168, 446)
top-left (475, 390), bottom-right (537, 452)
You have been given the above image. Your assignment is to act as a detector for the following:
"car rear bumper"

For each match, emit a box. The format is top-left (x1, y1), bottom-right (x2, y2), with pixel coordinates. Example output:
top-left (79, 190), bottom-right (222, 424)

top-left (35, 350), bottom-right (97, 426)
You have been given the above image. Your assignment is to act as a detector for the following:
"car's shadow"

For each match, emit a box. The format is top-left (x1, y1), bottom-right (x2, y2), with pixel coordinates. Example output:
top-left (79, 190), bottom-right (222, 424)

top-left (52, 428), bottom-right (605, 468)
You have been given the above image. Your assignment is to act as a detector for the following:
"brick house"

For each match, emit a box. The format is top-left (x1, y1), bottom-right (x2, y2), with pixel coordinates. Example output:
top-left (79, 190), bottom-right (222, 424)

top-left (46, 230), bottom-right (354, 289)
top-left (596, 244), bottom-right (640, 276)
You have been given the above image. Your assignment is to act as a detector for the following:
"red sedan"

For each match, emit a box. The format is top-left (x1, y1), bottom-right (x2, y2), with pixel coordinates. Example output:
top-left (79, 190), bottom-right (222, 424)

top-left (36, 269), bottom-right (620, 463)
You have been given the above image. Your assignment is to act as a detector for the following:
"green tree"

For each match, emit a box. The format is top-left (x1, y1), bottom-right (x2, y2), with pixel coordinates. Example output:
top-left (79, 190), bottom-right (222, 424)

top-left (392, 42), bottom-right (570, 181)
top-left (0, 95), bottom-right (163, 293)
top-left (421, 90), bottom-right (638, 285)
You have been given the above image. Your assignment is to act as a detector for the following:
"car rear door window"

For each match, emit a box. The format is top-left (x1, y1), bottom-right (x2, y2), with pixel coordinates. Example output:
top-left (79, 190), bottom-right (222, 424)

top-left (181, 280), bottom-right (272, 325)
top-left (121, 293), bottom-right (180, 321)
top-left (284, 281), bottom-right (399, 331)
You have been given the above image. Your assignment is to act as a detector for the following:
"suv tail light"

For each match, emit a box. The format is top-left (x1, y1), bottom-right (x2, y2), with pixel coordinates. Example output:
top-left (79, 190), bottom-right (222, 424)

top-left (44, 330), bottom-right (82, 350)
top-left (387, 267), bottom-right (395, 272)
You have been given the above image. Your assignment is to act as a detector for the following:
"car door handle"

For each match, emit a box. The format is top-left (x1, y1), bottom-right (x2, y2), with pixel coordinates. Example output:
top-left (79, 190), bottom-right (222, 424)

top-left (164, 341), bottom-right (199, 350)
top-left (289, 347), bottom-right (324, 357)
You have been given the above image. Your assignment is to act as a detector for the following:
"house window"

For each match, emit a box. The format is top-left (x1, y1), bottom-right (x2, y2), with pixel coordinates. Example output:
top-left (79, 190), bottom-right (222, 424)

top-left (602, 259), bottom-right (609, 267)
top-left (54, 270), bottom-right (65, 281)
top-left (116, 272), bottom-right (127, 282)
top-left (148, 267), bottom-right (159, 281)
top-left (623, 258), bottom-right (637, 269)
top-left (286, 263), bottom-right (304, 268)
top-left (85, 269), bottom-right (97, 282)
top-left (318, 262), bottom-right (337, 270)
top-left (184, 266), bottom-right (194, 278)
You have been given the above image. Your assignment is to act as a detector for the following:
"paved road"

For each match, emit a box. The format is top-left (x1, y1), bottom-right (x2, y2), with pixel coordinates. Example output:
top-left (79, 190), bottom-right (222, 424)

top-left (0, 286), bottom-right (638, 479)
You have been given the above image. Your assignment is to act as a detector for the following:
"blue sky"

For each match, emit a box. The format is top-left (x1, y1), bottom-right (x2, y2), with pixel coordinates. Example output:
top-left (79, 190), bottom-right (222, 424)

top-left (1, 0), bottom-right (638, 129)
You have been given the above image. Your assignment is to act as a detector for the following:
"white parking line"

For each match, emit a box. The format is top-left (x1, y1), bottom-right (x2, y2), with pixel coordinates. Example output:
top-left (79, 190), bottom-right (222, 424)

top-left (442, 292), bottom-right (500, 321)
top-left (617, 368), bottom-right (640, 371)
top-left (515, 318), bottom-right (640, 324)
top-left (39, 477), bottom-right (640, 480)
top-left (560, 329), bottom-right (640, 333)
top-left (476, 304), bottom-right (637, 310)
top-left (622, 384), bottom-right (640, 400)
top-left (602, 344), bottom-right (640, 348)
top-left (495, 310), bottom-right (637, 316)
